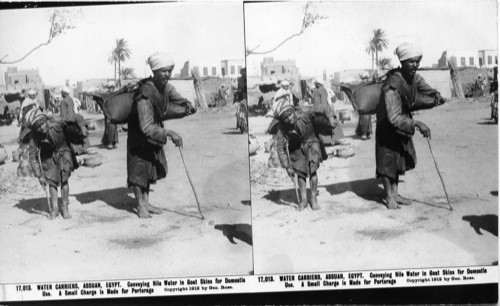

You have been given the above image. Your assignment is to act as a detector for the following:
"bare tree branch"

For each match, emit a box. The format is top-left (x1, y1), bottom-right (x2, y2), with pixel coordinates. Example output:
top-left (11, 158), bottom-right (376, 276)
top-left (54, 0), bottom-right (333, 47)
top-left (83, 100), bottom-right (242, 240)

top-left (0, 9), bottom-right (79, 64)
top-left (246, 2), bottom-right (327, 56)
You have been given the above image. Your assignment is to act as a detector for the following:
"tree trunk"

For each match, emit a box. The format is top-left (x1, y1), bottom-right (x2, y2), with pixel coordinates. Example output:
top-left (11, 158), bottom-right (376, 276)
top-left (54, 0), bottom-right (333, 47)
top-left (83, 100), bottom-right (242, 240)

top-left (118, 60), bottom-right (121, 88)
top-left (114, 61), bottom-right (116, 85)
top-left (448, 59), bottom-right (464, 99)
top-left (191, 68), bottom-right (208, 109)
top-left (371, 52), bottom-right (374, 71)
top-left (375, 51), bottom-right (379, 69)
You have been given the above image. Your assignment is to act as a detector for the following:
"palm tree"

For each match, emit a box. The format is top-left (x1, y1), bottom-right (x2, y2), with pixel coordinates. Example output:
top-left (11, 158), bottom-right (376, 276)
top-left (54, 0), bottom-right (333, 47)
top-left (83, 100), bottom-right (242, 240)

top-left (107, 48), bottom-right (118, 85)
top-left (366, 29), bottom-right (389, 71)
top-left (371, 29), bottom-right (388, 68)
top-left (365, 40), bottom-right (376, 71)
top-left (120, 67), bottom-right (136, 80)
top-left (112, 38), bottom-right (132, 87)
top-left (378, 57), bottom-right (393, 70)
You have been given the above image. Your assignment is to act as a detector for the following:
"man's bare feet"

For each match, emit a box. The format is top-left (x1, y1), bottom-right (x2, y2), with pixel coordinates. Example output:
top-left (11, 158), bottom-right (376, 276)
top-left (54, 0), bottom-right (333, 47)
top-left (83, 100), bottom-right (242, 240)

top-left (137, 205), bottom-right (151, 218)
top-left (396, 195), bottom-right (412, 206)
top-left (386, 198), bottom-right (400, 210)
top-left (146, 203), bottom-right (163, 214)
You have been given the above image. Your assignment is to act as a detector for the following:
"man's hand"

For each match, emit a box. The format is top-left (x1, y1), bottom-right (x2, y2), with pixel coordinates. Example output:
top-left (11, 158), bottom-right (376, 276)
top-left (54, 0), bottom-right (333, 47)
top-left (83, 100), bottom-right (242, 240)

top-left (416, 121), bottom-right (431, 138)
top-left (168, 131), bottom-right (183, 148)
top-left (186, 102), bottom-right (197, 115)
top-left (38, 176), bottom-right (47, 187)
top-left (435, 93), bottom-right (446, 105)
top-left (286, 167), bottom-right (295, 179)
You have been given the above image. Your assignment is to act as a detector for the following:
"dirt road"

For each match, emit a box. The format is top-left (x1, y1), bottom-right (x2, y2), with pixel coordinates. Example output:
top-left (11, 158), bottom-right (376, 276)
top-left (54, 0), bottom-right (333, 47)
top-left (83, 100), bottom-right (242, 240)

top-left (0, 106), bottom-right (252, 283)
top-left (250, 98), bottom-right (497, 274)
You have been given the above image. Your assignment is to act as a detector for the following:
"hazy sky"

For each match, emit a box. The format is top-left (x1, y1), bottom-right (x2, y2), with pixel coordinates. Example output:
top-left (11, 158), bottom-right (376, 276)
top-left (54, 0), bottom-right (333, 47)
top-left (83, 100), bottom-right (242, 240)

top-left (245, 0), bottom-right (498, 78)
top-left (0, 2), bottom-right (245, 86)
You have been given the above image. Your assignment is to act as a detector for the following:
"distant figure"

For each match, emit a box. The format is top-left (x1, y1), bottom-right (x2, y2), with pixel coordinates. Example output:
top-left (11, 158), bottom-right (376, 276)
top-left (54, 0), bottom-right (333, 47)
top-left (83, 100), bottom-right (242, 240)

top-left (59, 87), bottom-right (75, 121)
top-left (101, 83), bottom-right (119, 149)
top-left (356, 71), bottom-right (373, 140)
top-left (474, 75), bottom-right (485, 98)
top-left (272, 80), bottom-right (293, 114)
top-left (217, 84), bottom-right (228, 110)
top-left (312, 78), bottom-right (343, 145)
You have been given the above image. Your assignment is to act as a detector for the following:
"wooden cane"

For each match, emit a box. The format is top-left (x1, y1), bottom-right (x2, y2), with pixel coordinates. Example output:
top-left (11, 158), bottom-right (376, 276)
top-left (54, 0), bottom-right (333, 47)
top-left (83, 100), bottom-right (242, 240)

top-left (178, 147), bottom-right (205, 220)
top-left (284, 140), bottom-right (300, 205)
top-left (38, 150), bottom-right (51, 215)
top-left (426, 138), bottom-right (453, 211)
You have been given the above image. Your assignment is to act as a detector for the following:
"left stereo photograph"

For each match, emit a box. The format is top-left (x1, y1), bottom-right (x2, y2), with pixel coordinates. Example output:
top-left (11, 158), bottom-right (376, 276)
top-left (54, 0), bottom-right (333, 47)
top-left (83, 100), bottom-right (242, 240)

top-left (0, 2), bottom-right (252, 285)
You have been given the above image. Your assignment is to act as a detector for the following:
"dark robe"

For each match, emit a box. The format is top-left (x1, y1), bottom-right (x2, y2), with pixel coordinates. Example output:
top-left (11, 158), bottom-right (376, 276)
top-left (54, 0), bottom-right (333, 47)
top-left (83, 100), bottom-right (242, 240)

top-left (28, 120), bottom-right (75, 187)
top-left (276, 113), bottom-right (324, 179)
top-left (376, 68), bottom-right (438, 180)
top-left (127, 81), bottom-right (189, 188)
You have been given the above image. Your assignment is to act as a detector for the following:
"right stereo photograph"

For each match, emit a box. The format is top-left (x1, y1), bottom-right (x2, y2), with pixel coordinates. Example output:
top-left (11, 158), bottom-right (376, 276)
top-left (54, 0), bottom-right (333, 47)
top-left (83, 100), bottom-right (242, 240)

top-left (245, 1), bottom-right (498, 275)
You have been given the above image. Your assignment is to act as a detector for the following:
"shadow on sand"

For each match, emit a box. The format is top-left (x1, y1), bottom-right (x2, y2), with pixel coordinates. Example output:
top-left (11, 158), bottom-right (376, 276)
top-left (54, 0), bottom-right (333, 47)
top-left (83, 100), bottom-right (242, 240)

top-left (222, 128), bottom-right (243, 135)
top-left (462, 214), bottom-right (498, 236)
top-left (263, 189), bottom-right (299, 208)
top-left (214, 223), bottom-right (252, 246)
top-left (322, 177), bottom-right (385, 204)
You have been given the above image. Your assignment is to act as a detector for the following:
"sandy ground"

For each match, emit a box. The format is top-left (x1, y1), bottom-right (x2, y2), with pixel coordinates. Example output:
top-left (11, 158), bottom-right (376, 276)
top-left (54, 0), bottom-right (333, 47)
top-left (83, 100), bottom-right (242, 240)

top-left (250, 97), bottom-right (498, 274)
top-left (0, 106), bottom-right (252, 283)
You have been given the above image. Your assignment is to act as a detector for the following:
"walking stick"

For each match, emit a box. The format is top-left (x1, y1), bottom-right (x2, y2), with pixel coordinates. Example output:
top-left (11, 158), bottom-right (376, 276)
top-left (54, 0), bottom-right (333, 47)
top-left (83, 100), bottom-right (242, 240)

top-left (285, 140), bottom-right (300, 205)
top-left (178, 147), bottom-right (205, 220)
top-left (38, 150), bottom-right (51, 215)
top-left (426, 138), bottom-right (453, 211)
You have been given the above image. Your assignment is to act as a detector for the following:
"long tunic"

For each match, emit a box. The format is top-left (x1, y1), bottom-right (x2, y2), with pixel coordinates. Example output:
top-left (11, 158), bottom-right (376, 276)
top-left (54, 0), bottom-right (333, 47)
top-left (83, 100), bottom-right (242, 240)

top-left (356, 114), bottom-right (372, 136)
top-left (312, 85), bottom-right (343, 144)
top-left (60, 96), bottom-right (75, 121)
top-left (28, 120), bottom-right (75, 187)
top-left (276, 113), bottom-right (323, 178)
top-left (127, 81), bottom-right (190, 188)
top-left (376, 69), bottom-right (438, 179)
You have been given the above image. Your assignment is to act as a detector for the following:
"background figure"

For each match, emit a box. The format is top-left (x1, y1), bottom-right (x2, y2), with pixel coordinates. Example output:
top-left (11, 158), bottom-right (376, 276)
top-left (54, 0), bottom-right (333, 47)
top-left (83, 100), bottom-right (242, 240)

top-left (355, 114), bottom-right (372, 139)
top-left (101, 83), bottom-right (119, 149)
top-left (59, 87), bottom-right (75, 121)
top-left (312, 78), bottom-right (343, 145)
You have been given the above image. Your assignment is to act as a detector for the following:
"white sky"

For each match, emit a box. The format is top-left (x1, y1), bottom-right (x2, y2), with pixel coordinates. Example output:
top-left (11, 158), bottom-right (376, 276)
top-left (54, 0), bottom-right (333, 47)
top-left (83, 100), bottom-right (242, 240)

top-left (0, 2), bottom-right (245, 86)
top-left (245, 0), bottom-right (498, 78)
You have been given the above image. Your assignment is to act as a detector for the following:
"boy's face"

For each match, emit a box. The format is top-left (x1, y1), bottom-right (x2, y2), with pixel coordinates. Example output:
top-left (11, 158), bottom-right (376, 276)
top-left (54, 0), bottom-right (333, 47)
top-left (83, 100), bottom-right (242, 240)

top-left (33, 120), bottom-right (48, 136)
top-left (281, 111), bottom-right (297, 131)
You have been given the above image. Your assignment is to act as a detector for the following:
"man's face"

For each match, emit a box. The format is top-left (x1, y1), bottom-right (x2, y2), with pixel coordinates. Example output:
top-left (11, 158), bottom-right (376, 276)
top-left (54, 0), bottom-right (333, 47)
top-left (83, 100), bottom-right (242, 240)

top-left (61, 92), bottom-right (67, 98)
top-left (28, 94), bottom-right (36, 100)
top-left (153, 65), bottom-right (175, 86)
top-left (315, 83), bottom-right (321, 89)
top-left (401, 56), bottom-right (422, 78)
top-left (282, 84), bottom-right (290, 91)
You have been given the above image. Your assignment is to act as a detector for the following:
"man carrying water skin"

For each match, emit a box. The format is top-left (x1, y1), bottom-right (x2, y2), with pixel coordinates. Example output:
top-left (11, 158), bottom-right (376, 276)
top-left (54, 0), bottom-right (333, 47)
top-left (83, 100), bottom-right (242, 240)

top-left (376, 42), bottom-right (446, 209)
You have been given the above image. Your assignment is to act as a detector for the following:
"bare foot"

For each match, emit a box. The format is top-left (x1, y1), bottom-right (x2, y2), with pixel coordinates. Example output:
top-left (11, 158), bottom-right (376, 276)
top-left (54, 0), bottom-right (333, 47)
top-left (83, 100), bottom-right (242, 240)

top-left (396, 195), bottom-right (412, 206)
top-left (60, 203), bottom-right (72, 219)
top-left (386, 198), bottom-right (400, 210)
top-left (310, 197), bottom-right (321, 210)
top-left (297, 201), bottom-right (308, 211)
top-left (137, 204), bottom-right (152, 218)
top-left (49, 209), bottom-right (59, 220)
top-left (146, 203), bottom-right (163, 215)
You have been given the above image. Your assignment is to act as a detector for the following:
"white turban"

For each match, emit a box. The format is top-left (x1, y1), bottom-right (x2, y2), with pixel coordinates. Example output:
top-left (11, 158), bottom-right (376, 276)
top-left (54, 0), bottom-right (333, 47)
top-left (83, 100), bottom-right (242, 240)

top-left (27, 89), bottom-right (36, 95)
top-left (314, 78), bottom-right (324, 85)
top-left (395, 42), bottom-right (423, 62)
top-left (280, 80), bottom-right (290, 86)
top-left (25, 107), bottom-right (47, 129)
top-left (61, 86), bottom-right (71, 94)
top-left (147, 52), bottom-right (175, 71)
